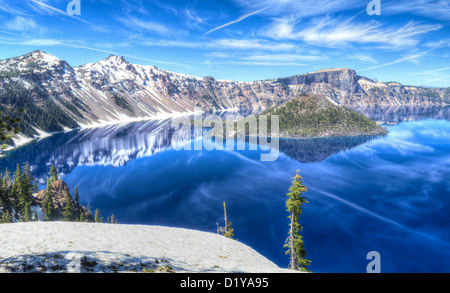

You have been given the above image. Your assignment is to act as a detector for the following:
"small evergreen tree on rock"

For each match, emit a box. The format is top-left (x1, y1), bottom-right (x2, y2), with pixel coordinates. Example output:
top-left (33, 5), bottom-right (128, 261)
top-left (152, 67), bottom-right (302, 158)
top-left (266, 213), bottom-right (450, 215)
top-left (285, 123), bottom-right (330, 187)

top-left (284, 169), bottom-right (311, 271)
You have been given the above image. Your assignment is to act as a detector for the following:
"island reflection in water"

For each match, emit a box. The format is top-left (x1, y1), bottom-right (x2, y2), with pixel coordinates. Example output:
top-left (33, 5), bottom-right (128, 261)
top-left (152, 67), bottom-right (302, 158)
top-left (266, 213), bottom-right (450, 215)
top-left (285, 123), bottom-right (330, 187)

top-left (349, 105), bottom-right (450, 125)
top-left (0, 119), bottom-right (379, 182)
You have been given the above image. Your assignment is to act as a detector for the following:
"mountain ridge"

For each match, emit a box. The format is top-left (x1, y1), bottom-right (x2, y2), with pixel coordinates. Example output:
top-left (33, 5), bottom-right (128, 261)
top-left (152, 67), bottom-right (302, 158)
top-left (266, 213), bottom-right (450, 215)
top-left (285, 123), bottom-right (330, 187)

top-left (0, 50), bottom-right (448, 146)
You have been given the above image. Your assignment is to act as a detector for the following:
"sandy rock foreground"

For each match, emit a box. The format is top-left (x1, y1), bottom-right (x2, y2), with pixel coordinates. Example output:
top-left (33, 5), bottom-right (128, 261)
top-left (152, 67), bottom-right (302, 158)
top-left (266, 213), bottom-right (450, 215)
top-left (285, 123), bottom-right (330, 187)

top-left (0, 222), bottom-right (294, 273)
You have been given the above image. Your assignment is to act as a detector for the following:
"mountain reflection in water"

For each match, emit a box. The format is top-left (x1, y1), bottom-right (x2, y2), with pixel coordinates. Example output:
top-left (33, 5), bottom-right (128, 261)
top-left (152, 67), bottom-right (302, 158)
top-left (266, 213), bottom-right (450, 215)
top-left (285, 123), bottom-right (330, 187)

top-left (0, 119), bottom-right (380, 182)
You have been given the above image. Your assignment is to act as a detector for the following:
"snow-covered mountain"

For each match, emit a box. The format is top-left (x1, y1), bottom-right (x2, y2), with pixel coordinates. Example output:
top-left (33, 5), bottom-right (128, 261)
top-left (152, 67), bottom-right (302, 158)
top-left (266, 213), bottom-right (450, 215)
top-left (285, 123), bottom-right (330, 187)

top-left (0, 50), bottom-right (448, 143)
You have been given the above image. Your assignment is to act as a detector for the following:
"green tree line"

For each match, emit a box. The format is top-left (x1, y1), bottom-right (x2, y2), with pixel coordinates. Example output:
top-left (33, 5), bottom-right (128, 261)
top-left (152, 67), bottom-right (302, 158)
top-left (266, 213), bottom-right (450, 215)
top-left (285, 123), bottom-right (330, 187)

top-left (0, 163), bottom-right (117, 224)
top-left (0, 162), bottom-right (38, 222)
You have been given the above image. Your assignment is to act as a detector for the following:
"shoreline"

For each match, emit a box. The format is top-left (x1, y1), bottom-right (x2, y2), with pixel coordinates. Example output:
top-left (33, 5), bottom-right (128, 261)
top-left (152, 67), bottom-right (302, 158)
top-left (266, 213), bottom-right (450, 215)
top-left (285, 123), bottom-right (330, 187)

top-left (2, 109), bottom-right (205, 154)
top-left (2, 106), bottom-right (390, 154)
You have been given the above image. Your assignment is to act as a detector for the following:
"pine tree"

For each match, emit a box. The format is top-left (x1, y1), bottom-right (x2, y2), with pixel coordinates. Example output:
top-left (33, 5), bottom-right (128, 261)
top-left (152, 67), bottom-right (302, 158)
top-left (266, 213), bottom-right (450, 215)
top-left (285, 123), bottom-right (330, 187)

top-left (2, 168), bottom-right (11, 188)
top-left (42, 181), bottom-right (55, 221)
top-left (10, 163), bottom-right (22, 219)
top-left (2, 209), bottom-right (12, 223)
top-left (33, 209), bottom-right (38, 221)
top-left (79, 211), bottom-right (85, 222)
top-left (62, 190), bottom-right (75, 222)
top-left (110, 212), bottom-right (115, 225)
top-left (73, 185), bottom-right (80, 216)
top-left (217, 202), bottom-right (234, 239)
top-left (20, 162), bottom-right (36, 217)
top-left (94, 208), bottom-right (100, 223)
top-left (22, 201), bottom-right (32, 222)
top-left (48, 165), bottom-right (58, 185)
top-left (0, 178), bottom-right (8, 217)
top-left (0, 107), bottom-right (23, 143)
top-left (74, 186), bottom-right (80, 204)
top-left (284, 169), bottom-right (311, 271)
top-left (0, 169), bottom-right (13, 218)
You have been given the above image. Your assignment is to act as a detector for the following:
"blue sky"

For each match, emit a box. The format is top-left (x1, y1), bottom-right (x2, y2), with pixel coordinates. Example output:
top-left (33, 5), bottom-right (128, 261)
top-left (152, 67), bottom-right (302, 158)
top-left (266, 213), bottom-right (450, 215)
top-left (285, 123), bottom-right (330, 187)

top-left (0, 0), bottom-right (449, 87)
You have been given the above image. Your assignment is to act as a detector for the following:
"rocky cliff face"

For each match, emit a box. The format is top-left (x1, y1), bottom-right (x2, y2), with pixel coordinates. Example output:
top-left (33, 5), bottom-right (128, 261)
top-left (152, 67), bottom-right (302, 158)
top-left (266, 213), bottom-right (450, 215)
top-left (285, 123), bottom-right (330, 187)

top-left (34, 179), bottom-right (93, 221)
top-left (0, 51), bottom-right (448, 140)
top-left (277, 68), bottom-right (450, 106)
top-left (278, 68), bottom-right (360, 94)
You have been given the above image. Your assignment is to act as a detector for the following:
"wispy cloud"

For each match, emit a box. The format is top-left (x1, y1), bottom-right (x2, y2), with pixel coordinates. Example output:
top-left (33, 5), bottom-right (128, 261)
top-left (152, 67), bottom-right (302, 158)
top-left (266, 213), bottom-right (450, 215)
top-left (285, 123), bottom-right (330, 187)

top-left (65, 44), bottom-right (183, 66)
top-left (347, 54), bottom-right (377, 63)
top-left (211, 60), bottom-right (311, 67)
top-left (203, 51), bottom-right (325, 67)
top-left (134, 36), bottom-right (295, 52)
top-left (0, 33), bottom-right (182, 67)
top-left (242, 53), bottom-right (324, 62)
top-left (360, 52), bottom-right (427, 71)
top-left (116, 15), bottom-right (188, 37)
top-left (235, 0), bottom-right (362, 19)
top-left (116, 15), bottom-right (169, 35)
top-left (29, 0), bottom-right (90, 24)
top-left (423, 39), bottom-right (450, 49)
top-left (385, 0), bottom-right (450, 21)
top-left (213, 38), bottom-right (293, 51)
top-left (5, 16), bottom-right (47, 34)
top-left (204, 8), bottom-right (266, 35)
top-left (406, 67), bottom-right (450, 77)
top-left (264, 17), bottom-right (442, 48)
top-left (0, 0), bottom-right (30, 15)
top-left (119, 0), bottom-right (150, 15)
top-left (423, 75), bottom-right (450, 85)
top-left (184, 7), bottom-right (205, 30)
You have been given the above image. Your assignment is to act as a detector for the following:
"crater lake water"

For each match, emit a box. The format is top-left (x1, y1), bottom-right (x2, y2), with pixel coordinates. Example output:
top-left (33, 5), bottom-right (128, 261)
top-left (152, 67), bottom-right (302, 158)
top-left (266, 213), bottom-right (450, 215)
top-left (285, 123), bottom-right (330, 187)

top-left (1, 107), bottom-right (449, 273)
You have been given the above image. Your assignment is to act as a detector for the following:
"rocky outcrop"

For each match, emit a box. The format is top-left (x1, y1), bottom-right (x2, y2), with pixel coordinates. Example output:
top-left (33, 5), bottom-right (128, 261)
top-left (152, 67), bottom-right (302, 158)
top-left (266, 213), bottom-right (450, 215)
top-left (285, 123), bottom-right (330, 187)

top-left (277, 68), bottom-right (449, 106)
top-left (34, 179), bottom-right (93, 221)
top-left (278, 68), bottom-right (360, 94)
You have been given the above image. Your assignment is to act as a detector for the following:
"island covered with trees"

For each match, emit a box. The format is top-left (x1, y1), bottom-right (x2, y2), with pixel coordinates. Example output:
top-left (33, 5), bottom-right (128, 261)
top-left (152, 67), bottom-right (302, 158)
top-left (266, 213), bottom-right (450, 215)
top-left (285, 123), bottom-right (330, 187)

top-left (260, 94), bottom-right (388, 138)
top-left (205, 94), bottom-right (388, 141)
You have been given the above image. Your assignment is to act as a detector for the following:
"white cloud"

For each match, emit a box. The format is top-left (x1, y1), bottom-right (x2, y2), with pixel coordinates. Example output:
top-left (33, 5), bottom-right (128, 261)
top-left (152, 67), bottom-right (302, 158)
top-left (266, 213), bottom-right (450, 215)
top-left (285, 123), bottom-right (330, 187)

top-left (6, 17), bottom-right (46, 34)
top-left (237, 0), bottom-right (450, 22)
top-left (384, 0), bottom-right (450, 21)
top-left (348, 54), bottom-right (377, 63)
top-left (406, 67), bottom-right (450, 77)
top-left (423, 39), bottom-right (450, 49)
top-left (424, 75), bottom-right (450, 85)
top-left (119, 0), bottom-right (150, 15)
top-left (264, 17), bottom-right (442, 48)
top-left (29, 0), bottom-right (90, 24)
top-left (203, 51), bottom-right (325, 67)
top-left (213, 39), bottom-right (294, 51)
top-left (0, 0), bottom-right (30, 15)
top-left (0, 33), bottom-right (183, 67)
top-left (360, 52), bottom-right (427, 71)
top-left (136, 36), bottom-right (295, 52)
top-left (116, 16), bottom-right (170, 36)
top-left (184, 7), bottom-right (205, 29)
top-left (242, 53), bottom-right (324, 62)
top-left (264, 16), bottom-right (301, 40)
top-left (212, 60), bottom-right (310, 67)
top-left (235, 0), bottom-right (363, 19)
top-left (204, 52), bottom-right (235, 59)
top-left (21, 38), bottom-right (62, 46)
top-left (204, 8), bottom-right (266, 35)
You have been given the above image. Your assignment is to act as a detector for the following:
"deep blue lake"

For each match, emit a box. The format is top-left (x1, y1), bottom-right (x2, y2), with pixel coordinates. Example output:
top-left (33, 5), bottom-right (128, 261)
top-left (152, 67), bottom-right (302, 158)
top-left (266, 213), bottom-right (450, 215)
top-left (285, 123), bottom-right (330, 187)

top-left (1, 107), bottom-right (449, 273)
